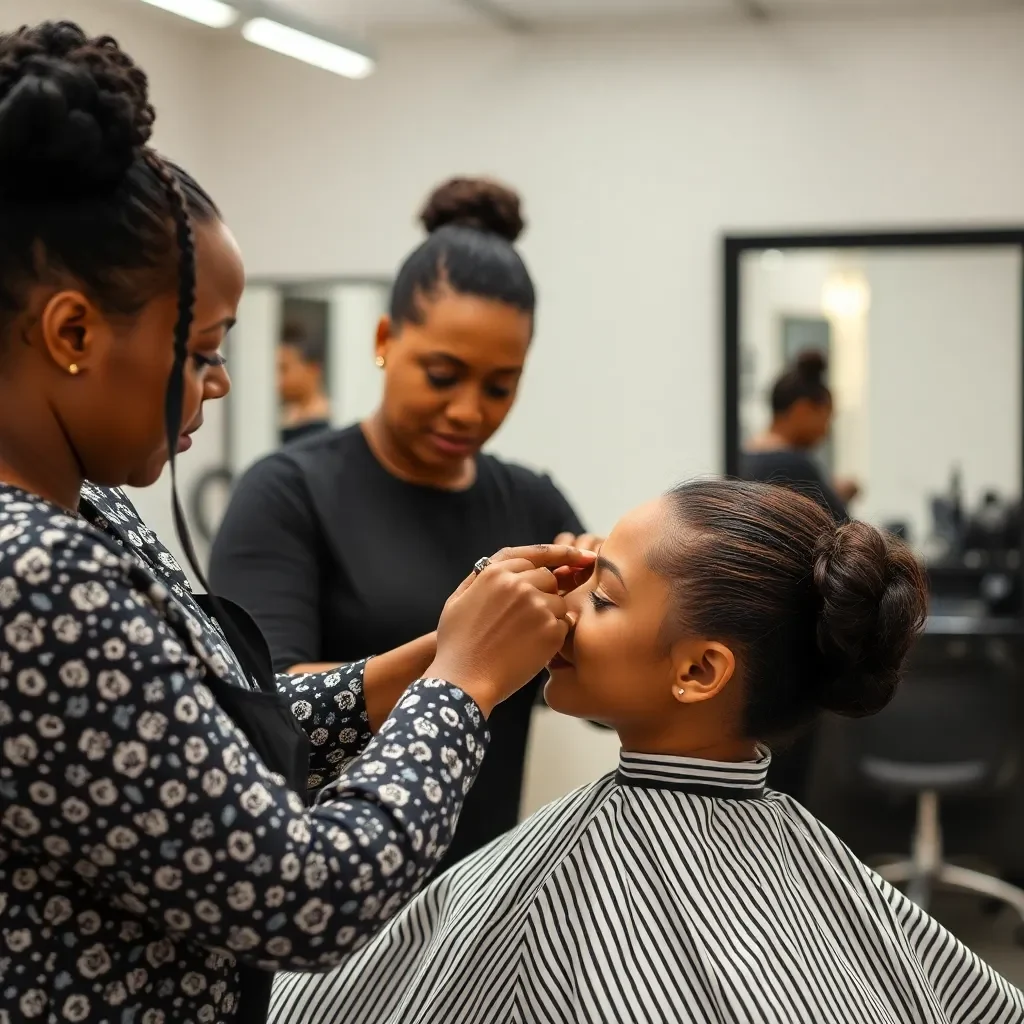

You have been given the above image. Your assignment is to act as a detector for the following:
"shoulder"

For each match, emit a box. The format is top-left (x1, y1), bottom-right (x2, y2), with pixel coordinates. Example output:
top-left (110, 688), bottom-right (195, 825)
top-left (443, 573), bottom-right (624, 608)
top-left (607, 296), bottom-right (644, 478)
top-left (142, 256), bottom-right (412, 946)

top-left (1, 488), bottom-right (126, 564)
top-left (0, 489), bottom-right (159, 618)
top-left (235, 424), bottom-right (367, 494)
top-left (742, 449), bottom-right (820, 480)
top-left (479, 453), bottom-right (569, 504)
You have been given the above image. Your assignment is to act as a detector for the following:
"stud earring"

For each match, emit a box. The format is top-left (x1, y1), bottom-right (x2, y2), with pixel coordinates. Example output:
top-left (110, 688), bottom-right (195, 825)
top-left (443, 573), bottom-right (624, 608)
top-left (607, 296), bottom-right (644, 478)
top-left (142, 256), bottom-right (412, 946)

top-left (672, 685), bottom-right (686, 702)
top-left (68, 363), bottom-right (80, 376)
top-left (375, 356), bottom-right (385, 369)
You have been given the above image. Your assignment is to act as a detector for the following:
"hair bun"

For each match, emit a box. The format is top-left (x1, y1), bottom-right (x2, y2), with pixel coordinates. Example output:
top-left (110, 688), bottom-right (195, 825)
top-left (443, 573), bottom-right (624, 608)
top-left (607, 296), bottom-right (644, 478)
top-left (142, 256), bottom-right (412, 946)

top-left (419, 176), bottom-right (525, 243)
top-left (794, 349), bottom-right (827, 382)
top-left (0, 21), bottom-right (153, 200)
top-left (812, 521), bottom-right (927, 718)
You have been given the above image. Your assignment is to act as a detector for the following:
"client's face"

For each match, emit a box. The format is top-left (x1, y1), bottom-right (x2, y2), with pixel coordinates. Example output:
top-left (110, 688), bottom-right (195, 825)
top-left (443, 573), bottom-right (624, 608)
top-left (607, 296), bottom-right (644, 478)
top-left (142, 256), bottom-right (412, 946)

top-left (545, 499), bottom-right (680, 728)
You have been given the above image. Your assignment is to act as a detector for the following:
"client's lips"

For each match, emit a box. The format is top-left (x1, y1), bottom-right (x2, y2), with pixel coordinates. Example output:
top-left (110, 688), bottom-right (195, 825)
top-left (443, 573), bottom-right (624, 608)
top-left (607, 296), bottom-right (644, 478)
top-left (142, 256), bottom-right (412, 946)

top-left (548, 652), bottom-right (573, 670)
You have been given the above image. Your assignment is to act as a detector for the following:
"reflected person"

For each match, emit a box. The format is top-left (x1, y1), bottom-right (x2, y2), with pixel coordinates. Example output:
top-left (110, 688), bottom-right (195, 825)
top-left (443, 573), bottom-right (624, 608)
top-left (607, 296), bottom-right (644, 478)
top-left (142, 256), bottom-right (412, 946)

top-left (278, 320), bottom-right (331, 444)
top-left (741, 349), bottom-right (858, 520)
top-left (210, 177), bottom-right (600, 871)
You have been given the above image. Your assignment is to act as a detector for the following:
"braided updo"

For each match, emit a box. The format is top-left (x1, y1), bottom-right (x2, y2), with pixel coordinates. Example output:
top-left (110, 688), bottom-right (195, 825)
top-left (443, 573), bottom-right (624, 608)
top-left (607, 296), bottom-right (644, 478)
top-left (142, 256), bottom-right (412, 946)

top-left (0, 20), bottom-right (217, 338)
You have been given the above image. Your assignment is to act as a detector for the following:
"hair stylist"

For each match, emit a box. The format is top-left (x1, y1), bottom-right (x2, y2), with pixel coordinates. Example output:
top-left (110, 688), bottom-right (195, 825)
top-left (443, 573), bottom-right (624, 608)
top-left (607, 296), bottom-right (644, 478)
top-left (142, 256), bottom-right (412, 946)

top-left (210, 178), bottom-right (600, 870)
top-left (0, 23), bottom-right (593, 1024)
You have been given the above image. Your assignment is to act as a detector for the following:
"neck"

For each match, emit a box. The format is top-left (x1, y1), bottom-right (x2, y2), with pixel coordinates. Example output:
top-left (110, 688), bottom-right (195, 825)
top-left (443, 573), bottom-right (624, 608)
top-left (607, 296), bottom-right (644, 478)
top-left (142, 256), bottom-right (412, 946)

top-left (616, 722), bottom-right (758, 763)
top-left (362, 411), bottom-right (475, 490)
top-left (282, 393), bottom-right (330, 427)
top-left (0, 401), bottom-right (84, 512)
top-left (748, 428), bottom-right (787, 451)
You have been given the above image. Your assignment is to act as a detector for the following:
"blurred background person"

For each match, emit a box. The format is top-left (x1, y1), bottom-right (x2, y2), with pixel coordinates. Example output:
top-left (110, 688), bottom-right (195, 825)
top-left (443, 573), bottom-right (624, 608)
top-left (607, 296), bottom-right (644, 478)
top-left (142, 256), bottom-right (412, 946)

top-left (278, 320), bottom-right (331, 444)
top-left (210, 176), bottom-right (599, 871)
top-left (741, 350), bottom-right (859, 522)
top-left (739, 349), bottom-right (860, 800)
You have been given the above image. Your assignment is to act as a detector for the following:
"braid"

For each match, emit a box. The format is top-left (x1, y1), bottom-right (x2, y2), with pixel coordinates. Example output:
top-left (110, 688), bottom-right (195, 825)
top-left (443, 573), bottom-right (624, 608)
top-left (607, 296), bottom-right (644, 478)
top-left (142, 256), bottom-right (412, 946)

top-left (143, 149), bottom-right (196, 362)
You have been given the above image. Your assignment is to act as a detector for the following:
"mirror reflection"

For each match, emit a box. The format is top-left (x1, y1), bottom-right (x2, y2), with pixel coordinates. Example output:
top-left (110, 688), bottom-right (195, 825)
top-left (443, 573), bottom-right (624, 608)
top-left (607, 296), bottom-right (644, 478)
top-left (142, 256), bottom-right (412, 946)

top-left (738, 246), bottom-right (1022, 588)
top-left (277, 292), bottom-right (332, 445)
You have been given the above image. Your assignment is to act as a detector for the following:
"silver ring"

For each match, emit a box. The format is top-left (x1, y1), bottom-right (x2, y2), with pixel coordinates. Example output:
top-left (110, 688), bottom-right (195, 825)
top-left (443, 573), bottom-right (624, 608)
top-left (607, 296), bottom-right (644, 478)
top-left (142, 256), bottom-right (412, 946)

top-left (473, 556), bottom-right (491, 576)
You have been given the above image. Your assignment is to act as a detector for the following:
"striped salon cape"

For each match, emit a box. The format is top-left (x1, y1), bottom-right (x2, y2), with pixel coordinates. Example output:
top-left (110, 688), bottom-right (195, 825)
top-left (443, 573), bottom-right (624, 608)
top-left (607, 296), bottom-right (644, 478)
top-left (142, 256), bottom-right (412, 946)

top-left (270, 748), bottom-right (1024, 1024)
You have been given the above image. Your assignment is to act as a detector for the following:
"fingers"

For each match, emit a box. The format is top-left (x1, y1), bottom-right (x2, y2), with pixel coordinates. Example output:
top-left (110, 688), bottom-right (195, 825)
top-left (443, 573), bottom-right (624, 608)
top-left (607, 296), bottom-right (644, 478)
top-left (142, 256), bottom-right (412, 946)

top-left (574, 534), bottom-right (603, 553)
top-left (553, 532), bottom-right (576, 547)
top-left (552, 564), bottom-right (595, 596)
top-left (452, 561), bottom-right (563, 599)
top-left (489, 543), bottom-right (597, 571)
top-left (518, 566), bottom-right (561, 595)
top-left (475, 563), bottom-right (563, 601)
top-left (450, 571), bottom-right (477, 600)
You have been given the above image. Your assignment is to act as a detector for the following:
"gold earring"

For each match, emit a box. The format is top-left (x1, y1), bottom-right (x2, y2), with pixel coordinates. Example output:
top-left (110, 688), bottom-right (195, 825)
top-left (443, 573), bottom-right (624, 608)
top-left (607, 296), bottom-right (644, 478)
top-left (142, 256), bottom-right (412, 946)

top-left (375, 356), bottom-right (385, 369)
top-left (68, 363), bottom-right (80, 376)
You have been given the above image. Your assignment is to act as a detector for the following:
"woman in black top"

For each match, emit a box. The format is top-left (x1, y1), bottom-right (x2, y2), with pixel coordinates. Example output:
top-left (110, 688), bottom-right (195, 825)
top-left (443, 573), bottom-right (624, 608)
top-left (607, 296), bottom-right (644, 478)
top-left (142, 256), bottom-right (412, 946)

top-left (739, 350), bottom-right (859, 799)
top-left (211, 178), bottom-right (600, 869)
top-left (740, 350), bottom-right (857, 522)
top-left (278, 321), bottom-right (331, 445)
top-left (0, 23), bottom-right (594, 1024)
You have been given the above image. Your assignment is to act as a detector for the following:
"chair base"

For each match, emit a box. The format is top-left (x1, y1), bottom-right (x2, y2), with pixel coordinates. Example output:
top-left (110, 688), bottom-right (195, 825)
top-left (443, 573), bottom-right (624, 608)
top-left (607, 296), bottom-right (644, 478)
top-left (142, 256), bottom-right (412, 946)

top-left (877, 860), bottom-right (1024, 924)
top-left (873, 789), bottom-right (1024, 929)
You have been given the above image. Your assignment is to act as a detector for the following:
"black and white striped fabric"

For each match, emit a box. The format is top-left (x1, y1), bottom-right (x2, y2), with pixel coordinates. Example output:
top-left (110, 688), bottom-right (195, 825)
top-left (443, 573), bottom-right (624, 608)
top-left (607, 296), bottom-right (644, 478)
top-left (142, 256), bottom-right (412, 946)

top-left (270, 748), bottom-right (1024, 1024)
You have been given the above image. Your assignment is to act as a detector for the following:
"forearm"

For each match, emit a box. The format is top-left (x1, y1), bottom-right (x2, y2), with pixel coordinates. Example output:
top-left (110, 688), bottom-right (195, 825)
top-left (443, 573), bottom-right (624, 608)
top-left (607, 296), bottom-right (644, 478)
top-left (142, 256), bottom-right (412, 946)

top-left (287, 633), bottom-right (437, 734)
top-left (364, 632), bottom-right (438, 730)
top-left (279, 635), bottom-right (439, 788)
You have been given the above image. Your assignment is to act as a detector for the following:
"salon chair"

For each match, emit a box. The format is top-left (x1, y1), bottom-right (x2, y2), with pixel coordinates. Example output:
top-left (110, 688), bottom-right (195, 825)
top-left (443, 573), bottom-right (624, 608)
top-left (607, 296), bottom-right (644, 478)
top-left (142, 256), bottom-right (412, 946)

top-left (849, 626), bottom-right (1024, 937)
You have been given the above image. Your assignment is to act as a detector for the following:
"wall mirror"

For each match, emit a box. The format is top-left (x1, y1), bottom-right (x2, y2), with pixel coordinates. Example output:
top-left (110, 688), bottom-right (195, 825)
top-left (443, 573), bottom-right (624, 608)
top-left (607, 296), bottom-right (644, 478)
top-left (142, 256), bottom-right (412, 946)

top-left (724, 228), bottom-right (1024, 627)
top-left (724, 227), bottom-right (1024, 870)
top-left (188, 277), bottom-right (391, 545)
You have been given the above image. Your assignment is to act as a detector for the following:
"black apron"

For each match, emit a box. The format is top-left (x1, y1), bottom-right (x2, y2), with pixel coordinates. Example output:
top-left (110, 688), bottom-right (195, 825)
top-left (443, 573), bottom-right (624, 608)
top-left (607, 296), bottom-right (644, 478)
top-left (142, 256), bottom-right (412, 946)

top-left (194, 595), bottom-right (310, 1024)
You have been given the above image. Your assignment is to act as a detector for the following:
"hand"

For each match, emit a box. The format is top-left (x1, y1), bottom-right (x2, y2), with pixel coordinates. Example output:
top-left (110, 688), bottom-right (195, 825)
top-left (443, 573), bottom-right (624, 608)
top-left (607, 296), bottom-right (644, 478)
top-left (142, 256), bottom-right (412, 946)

top-left (835, 478), bottom-right (861, 504)
top-left (553, 532), bottom-right (604, 595)
top-left (427, 544), bottom-right (597, 717)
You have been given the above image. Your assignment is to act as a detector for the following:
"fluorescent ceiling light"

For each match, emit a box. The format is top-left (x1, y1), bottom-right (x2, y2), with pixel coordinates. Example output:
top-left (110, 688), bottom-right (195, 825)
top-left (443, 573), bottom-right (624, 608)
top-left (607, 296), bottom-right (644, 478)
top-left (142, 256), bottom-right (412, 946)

top-left (241, 17), bottom-right (375, 79)
top-left (139, 0), bottom-right (239, 29)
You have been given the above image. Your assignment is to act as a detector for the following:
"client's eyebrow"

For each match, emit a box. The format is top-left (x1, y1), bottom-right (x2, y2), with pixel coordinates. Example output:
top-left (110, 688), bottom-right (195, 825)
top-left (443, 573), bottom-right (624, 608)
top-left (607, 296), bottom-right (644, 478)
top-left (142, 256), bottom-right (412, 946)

top-left (596, 556), bottom-right (626, 589)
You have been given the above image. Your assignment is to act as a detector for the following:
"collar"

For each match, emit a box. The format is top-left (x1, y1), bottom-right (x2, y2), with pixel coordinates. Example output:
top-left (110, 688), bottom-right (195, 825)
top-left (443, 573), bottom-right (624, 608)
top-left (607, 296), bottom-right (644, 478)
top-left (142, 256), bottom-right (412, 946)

top-left (616, 745), bottom-right (771, 799)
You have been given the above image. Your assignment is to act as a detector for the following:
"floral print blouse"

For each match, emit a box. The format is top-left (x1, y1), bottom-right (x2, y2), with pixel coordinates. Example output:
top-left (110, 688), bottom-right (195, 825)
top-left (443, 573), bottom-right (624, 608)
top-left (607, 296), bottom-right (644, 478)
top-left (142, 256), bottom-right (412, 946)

top-left (0, 483), bottom-right (490, 1024)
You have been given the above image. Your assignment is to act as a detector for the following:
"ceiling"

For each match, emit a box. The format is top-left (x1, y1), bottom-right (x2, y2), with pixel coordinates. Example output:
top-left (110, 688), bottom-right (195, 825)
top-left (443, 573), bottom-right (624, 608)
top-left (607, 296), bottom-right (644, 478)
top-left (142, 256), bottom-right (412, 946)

top-left (277, 0), bottom-right (1024, 35)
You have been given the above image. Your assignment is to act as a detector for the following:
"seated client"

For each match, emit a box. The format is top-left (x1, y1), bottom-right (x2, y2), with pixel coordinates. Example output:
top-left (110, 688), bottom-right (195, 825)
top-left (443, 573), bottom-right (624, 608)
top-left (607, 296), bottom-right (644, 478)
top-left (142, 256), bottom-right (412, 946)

top-left (270, 480), bottom-right (1023, 1024)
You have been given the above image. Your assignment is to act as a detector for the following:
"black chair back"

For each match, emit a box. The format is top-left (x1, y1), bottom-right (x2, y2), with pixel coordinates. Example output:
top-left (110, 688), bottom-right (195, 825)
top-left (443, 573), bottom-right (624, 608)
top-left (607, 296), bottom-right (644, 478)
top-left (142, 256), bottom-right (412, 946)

top-left (846, 632), bottom-right (1022, 797)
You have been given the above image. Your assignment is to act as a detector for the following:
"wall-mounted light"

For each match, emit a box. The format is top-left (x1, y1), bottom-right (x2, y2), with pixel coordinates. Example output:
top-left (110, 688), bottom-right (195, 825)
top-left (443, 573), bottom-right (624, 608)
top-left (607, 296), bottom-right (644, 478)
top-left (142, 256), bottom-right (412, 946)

top-left (136, 0), bottom-right (375, 79)
top-left (822, 272), bottom-right (871, 320)
top-left (241, 17), bottom-right (375, 79)
top-left (139, 0), bottom-right (239, 29)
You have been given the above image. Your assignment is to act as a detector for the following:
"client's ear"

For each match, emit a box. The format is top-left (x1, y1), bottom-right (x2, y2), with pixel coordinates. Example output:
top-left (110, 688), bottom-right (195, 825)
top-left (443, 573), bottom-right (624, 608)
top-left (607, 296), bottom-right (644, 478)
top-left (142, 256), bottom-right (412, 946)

top-left (670, 641), bottom-right (736, 704)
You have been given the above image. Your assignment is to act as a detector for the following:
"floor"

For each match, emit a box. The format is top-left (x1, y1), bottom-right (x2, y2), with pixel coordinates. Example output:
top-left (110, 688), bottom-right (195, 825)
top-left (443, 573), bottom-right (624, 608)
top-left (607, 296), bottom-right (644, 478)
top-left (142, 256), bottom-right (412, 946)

top-left (932, 891), bottom-right (1024, 987)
